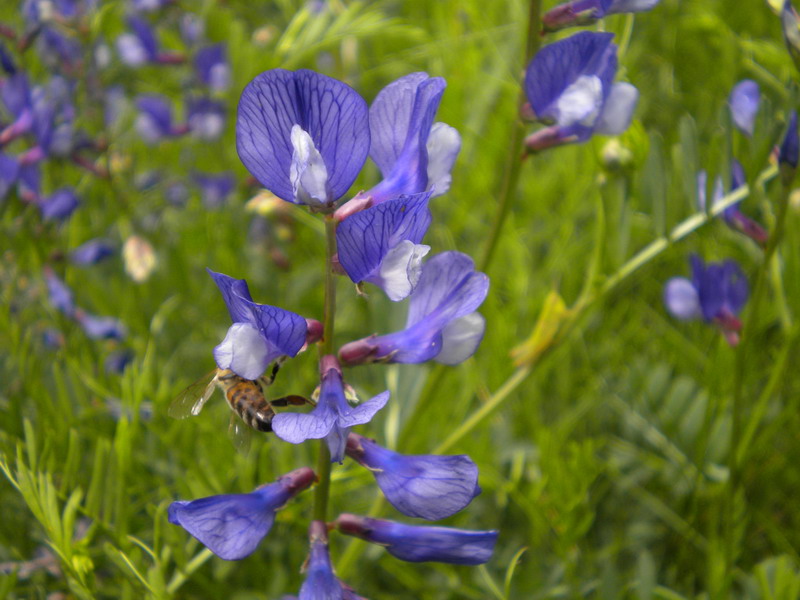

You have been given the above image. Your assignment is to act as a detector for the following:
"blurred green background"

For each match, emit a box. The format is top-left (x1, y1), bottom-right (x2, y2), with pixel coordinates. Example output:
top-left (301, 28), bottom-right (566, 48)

top-left (2, 0), bottom-right (800, 598)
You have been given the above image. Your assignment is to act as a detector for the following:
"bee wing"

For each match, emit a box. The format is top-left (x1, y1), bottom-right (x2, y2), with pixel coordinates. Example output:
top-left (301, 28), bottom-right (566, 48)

top-left (168, 370), bottom-right (217, 419)
top-left (228, 412), bottom-right (253, 455)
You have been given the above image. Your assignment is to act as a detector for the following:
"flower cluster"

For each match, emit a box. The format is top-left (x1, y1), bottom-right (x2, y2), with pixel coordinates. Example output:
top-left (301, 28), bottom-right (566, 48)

top-left (168, 68), bottom-right (496, 597)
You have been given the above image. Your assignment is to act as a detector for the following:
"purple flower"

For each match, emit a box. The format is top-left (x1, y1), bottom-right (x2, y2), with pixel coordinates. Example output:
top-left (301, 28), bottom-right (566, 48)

top-left (105, 349), bottom-right (134, 374)
top-left (0, 73), bottom-right (34, 146)
top-left (336, 191), bottom-right (432, 301)
top-left (117, 16), bottom-right (158, 66)
top-left (44, 267), bottom-right (74, 316)
top-left (195, 44), bottom-right (231, 92)
top-left (135, 95), bottom-right (184, 143)
top-left (524, 32), bottom-right (638, 151)
top-left (193, 172), bottom-right (236, 208)
top-left (334, 514), bottom-right (498, 565)
top-left (664, 255), bottom-right (749, 346)
top-left (339, 252), bottom-right (488, 366)
top-left (336, 73), bottom-right (460, 219)
top-left (698, 163), bottom-right (767, 246)
top-left (780, 110), bottom-right (799, 169)
top-left (168, 467), bottom-right (316, 561)
top-left (187, 97), bottom-right (226, 140)
top-left (728, 80), bottom-right (760, 136)
top-left (345, 433), bottom-right (480, 520)
top-left (70, 239), bottom-right (115, 265)
top-left (543, 0), bottom-right (661, 31)
top-left (272, 356), bottom-right (389, 463)
top-left (75, 310), bottom-right (127, 340)
top-left (208, 269), bottom-right (317, 379)
top-left (298, 521), bottom-right (354, 600)
top-left (236, 69), bottom-right (369, 208)
top-left (38, 187), bottom-right (79, 221)
top-left (0, 153), bottom-right (20, 199)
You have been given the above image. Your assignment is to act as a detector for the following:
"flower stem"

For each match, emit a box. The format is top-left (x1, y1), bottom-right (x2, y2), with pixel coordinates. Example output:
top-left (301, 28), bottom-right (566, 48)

top-left (478, 0), bottom-right (541, 272)
top-left (312, 216), bottom-right (338, 522)
top-left (437, 164), bottom-right (778, 453)
top-left (723, 169), bottom-right (793, 586)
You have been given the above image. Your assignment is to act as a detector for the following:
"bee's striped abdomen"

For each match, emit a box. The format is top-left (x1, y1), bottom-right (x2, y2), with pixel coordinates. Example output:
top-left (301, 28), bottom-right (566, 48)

top-left (226, 382), bottom-right (276, 432)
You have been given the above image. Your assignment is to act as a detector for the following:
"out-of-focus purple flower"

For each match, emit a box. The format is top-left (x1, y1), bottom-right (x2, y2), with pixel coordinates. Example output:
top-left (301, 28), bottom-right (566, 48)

top-left (543, 0), bottom-right (661, 32)
top-left (193, 172), bottom-right (236, 208)
top-left (180, 13), bottom-right (204, 44)
top-left (779, 110), bottom-right (799, 170)
top-left (272, 356), bottom-right (389, 463)
top-left (336, 73), bottom-right (460, 219)
top-left (44, 267), bottom-right (74, 316)
top-left (208, 269), bottom-right (318, 379)
top-left (187, 97), bottom-right (225, 140)
top-left (728, 80), bottom-right (760, 136)
top-left (75, 310), bottom-right (126, 340)
top-left (22, 76), bottom-right (77, 161)
top-left (39, 27), bottom-right (82, 70)
top-left (345, 433), bottom-right (480, 520)
top-left (0, 43), bottom-right (16, 75)
top-left (71, 239), bottom-right (115, 265)
top-left (164, 180), bottom-right (189, 206)
top-left (339, 251), bottom-right (489, 366)
top-left (38, 187), bottom-right (79, 221)
top-left (135, 95), bottom-right (184, 143)
top-left (195, 44), bottom-right (231, 92)
top-left (698, 163), bottom-right (767, 246)
top-left (664, 255), bottom-right (749, 346)
top-left (0, 73), bottom-right (34, 146)
top-left (236, 69), bottom-right (370, 208)
top-left (43, 328), bottom-right (65, 349)
top-left (131, 0), bottom-right (171, 12)
top-left (524, 32), bottom-right (638, 151)
top-left (336, 191), bottom-right (432, 301)
top-left (168, 467), bottom-right (316, 560)
top-left (117, 16), bottom-right (158, 66)
top-left (105, 349), bottom-right (134, 374)
top-left (0, 153), bottom-right (19, 199)
top-left (335, 514), bottom-right (498, 565)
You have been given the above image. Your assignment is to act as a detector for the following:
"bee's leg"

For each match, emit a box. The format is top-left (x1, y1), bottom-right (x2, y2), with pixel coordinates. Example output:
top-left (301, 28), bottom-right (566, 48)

top-left (270, 394), bottom-right (311, 407)
top-left (260, 355), bottom-right (288, 387)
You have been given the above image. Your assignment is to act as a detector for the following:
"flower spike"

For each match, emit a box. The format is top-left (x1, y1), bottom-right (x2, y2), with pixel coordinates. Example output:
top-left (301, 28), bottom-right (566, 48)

top-left (168, 467), bottom-right (316, 561)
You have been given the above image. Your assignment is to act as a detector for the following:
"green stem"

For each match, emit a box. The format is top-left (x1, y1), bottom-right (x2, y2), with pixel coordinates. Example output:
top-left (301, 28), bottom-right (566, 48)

top-left (312, 216), bottom-right (338, 522)
top-left (724, 170), bottom-right (793, 584)
top-left (479, 0), bottom-right (541, 272)
top-left (434, 164), bottom-right (778, 453)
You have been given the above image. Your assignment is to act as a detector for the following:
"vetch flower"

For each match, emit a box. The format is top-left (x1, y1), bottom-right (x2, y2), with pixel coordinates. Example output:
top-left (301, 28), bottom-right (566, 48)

top-left (335, 72), bottom-right (460, 219)
top-left (193, 171), bottom-right (236, 208)
top-left (523, 32), bottom-right (638, 151)
top-left (71, 239), bottom-right (114, 266)
top-left (728, 80), bottom-right (760, 136)
top-left (664, 255), bottom-right (749, 346)
top-left (336, 191), bottom-right (432, 301)
top-left (117, 16), bottom-right (183, 66)
top-left (697, 163), bottom-right (767, 246)
top-left (75, 310), bottom-right (126, 340)
top-left (44, 267), bottom-right (74, 316)
top-left (187, 97), bottom-right (226, 141)
top-left (334, 514), bottom-right (498, 565)
top-left (135, 95), bottom-right (186, 144)
top-left (272, 355), bottom-right (389, 463)
top-left (38, 187), bottom-right (79, 221)
top-left (195, 44), bottom-right (231, 92)
top-left (345, 433), bottom-right (480, 520)
top-left (339, 251), bottom-right (489, 365)
top-left (543, 0), bottom-right (661, 32)
top-left (236, 69), bottom-right (369, 208)
top-left (168, 467), bottom-right (316, 560)
top-left (208, 269), bottom-right (318, 380)
top-left (297, 521), bottom-right (362, 600)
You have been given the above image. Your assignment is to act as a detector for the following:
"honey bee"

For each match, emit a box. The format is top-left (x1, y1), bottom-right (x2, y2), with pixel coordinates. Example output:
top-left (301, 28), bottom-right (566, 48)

top-left (169, 359), bottom-right (308, 451)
